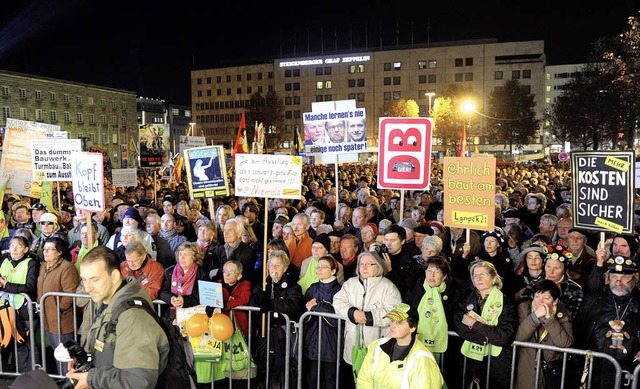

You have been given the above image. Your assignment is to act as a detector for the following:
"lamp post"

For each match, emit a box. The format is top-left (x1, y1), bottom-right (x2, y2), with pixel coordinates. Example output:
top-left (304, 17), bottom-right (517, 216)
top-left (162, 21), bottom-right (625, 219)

top-left (425, 92), bottom-right (436, 115)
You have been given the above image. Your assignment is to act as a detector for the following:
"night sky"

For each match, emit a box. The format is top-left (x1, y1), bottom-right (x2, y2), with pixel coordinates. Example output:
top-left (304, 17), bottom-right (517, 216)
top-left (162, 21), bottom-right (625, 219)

top-left (0, 0), bottom-right (637, 106)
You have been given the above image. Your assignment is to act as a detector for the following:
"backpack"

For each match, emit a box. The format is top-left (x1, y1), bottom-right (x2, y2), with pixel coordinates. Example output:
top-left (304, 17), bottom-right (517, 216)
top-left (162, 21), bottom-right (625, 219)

top-left (106, 297), bottom-right (197, 389)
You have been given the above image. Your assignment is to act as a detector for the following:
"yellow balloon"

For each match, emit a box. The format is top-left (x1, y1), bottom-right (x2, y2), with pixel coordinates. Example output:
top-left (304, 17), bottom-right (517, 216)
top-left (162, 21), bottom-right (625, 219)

top-left (209, 313), bottom-right (234, 341)
top-left (186, 313), bottom-right (209, 338)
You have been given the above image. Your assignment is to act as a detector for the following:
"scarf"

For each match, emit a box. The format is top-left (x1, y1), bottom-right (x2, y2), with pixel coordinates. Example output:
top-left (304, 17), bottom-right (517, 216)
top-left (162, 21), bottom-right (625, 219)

top-left (159, 228), bottom-right (177, 240)
top-left (417, 280), bottom-right (448, 353)
top-left (460, 287), bottom-right (504, 361)
top-left (297, 258), bottom-right (319, 294)
top-left (171, 263), bottom-right (199, 296)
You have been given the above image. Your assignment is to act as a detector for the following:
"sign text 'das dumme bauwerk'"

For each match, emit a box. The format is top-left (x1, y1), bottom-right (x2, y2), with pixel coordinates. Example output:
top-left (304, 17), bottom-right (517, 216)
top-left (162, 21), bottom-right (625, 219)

top-left (571, 150), bottom-right (634, 234)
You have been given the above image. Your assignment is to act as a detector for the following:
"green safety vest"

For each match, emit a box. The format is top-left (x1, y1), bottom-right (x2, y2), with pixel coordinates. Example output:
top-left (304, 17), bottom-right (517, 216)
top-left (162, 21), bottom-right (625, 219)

top-left (0, 258), bottom-right (32, 308)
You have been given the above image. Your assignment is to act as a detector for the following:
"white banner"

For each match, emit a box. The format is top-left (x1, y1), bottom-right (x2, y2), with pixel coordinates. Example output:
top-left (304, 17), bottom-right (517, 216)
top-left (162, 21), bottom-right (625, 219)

top-left (31, 139), bottom-right (81, 181)
top-left (179, 136), bottom-right (207, 154)
top-left (111, 168), bottom-right (139, 188)
top-left (71, 152), bottom-right (104, 212)
top-left (234, 154), bottom-right (302, 199)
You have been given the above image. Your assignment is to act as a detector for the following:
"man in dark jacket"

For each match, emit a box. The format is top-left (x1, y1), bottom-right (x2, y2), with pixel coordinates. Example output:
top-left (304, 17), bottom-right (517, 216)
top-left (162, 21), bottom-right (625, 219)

top-left (210, 219), bottom-right (257, 285)
top-left (577, 255), bottom-right (640, 388)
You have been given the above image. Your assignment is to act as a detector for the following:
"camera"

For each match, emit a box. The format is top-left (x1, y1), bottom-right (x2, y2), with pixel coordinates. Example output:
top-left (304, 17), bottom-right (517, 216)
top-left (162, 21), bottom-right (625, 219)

top-left (54, 340), bottom-right (92, 389)
top-left (375, 244), bottom-right (388, 254)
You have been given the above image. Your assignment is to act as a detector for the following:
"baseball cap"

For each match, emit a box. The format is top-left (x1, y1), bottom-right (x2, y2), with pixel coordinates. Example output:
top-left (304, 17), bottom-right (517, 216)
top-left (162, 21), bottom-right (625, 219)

top-left (31, 202), bottom-right (47, 211)
top-left (384, 303), bottom-right (414, 322)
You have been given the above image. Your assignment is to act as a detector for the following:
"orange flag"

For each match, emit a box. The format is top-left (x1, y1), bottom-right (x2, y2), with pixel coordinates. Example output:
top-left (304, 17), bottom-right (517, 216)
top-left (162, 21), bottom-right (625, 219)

top-left (457, 125), bottom-right (467, 157)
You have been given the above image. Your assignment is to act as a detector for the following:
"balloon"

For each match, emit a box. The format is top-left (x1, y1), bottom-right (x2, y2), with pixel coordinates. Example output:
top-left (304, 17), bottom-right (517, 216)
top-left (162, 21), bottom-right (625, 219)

top-left (209, 313), bottom-right (234, 341)
top-left (185, 313), bottom-right (209, 338)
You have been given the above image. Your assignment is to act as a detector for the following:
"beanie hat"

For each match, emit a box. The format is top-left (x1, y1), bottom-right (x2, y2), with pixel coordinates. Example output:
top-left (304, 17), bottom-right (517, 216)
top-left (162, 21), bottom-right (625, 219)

top-left (313, 233), bottom-right (332, 253)
top-left (363, 222), bottom-right (378, 235)
top-left (123, 208), bottom-right (143, 226)
top-left (611, 234), bottom-right (639, 257)
top-left (481, 230), bottom-right (505, 245)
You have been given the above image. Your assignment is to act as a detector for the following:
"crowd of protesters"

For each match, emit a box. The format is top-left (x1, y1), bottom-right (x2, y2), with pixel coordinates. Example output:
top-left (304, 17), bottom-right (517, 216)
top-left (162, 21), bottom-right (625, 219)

top-left (1, 158), bottom-right (639, 388)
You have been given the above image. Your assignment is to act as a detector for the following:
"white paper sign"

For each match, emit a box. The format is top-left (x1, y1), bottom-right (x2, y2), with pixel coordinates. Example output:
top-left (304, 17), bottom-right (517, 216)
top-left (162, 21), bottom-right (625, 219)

top-left (179, 136), bottom-right (207, 154)
top-left (111, 168), bottom-right (139, 188)
top-left (234, 154), bottom-right (303, 199)
top-left (71, 152), bottom-right (104, 212)
top-left (31, 139), bottom-right (81, 181)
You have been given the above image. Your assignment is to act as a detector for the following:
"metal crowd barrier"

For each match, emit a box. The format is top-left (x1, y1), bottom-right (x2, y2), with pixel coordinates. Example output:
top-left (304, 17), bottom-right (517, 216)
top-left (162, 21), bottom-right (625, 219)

top-left (0, 293), bottom-right (37, 378)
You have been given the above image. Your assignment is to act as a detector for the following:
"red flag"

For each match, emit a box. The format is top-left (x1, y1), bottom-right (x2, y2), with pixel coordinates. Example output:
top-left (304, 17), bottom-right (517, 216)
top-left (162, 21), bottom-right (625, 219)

top-left (457, 125), bottom-right (467, 157)
top-left (234, 111), bottom-right (248, 155)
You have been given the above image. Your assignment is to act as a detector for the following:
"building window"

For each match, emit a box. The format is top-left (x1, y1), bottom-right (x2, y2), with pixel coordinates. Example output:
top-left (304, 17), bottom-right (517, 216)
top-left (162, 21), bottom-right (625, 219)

top-left (455, 58), bottom-right (463, 67)
top-left (111, 101), bottom-right (117, 109)
top-left (357, 64), bottom-right (364, 73)
top-left (237, 87), bottom-right (242, 94)
top-left (419, 75), bottom-right (427, 84)
top-left (418, 61), bottom-right (427, 69)
top-left (64, 112), bottom-right (71, 123)
top-left (88, 97), bottom-right (94, 106)
top-left (495, 71), bottom-right (503, 80)
top-left (77, 113), bottom-right (83, 123)
top-left (226, 75), bottom-right (231, 82)
top-left (20, 108), bottom-right (27, 120)
top-left (258, 86), bottom-right (263, 93)
top-left (393, 91), bottom-right (401, 100)
top-left (247, 74), bottom-right (252, 81)
top-left (19, 89), bottom-right (26, 99)
top-left (324, 81), bottom-right (331, 89)
top-left (64, 94), bottom-right (70, 103)
top-left (357, 93), bottom-right (365, 102)
top-left (285, 97), bottom-right (292, 105)
top-left (348, 80), bottom-right (356, 88)
top-left (237, 74), bottom-right (241, 81)
top-left (89, 114), bottom-right (95, 124)
top-left (348, 65), bottom-right (356, 74)
top-left (35, 91), bottom-right (42, 100)
top-left (512, 70), bottom-right (521, 79)
top-left (285, 111), bottom-right (292, 119)
top-left (1, 87), bottom-right (8, 97)
top-left (384, 92), bottom-right (391, 101)
top-left (112, 115), bottom-right (117, 126)
top-left (348, 93), bottom-right (356, 99)
top-left (293, 110), bottom-right (301, 119)
top-left (268, 72), bottom-right (274, 79)
top-left (258, 73), bottom-right (263, 80)
top-left (286, 83), bottom-right (292, 91)
top-left (316, 81), bottom-right (323, 90)
top-left (384, 63), bottom-right (391, 71)
top-left (247, 86), bottom-right (252, 94)
top-left (455, 73), bottom-right (463, 82)
top-left (428, 75), bottom-right (437, 83)
top-left (293, 69), bottom-right (300, 77)
top-left (465, 73), bottom-right (473, 81)
top-left (77, 96), bottom-right (83, 105)
top-left (324, 67), bottom-right (331, 75)
top-left (293, 96), bottom-right (300, 104)
top-left (316, 95), bottom-right (324, 102)
top-left (465, 58), bottom-right (473, 66)
top-left (384, 77), bottom-right (391, 86)
top-left (122, 116), bottom-right (127, 126)
top-left (217, 89), bottom-right (222, 96)
top-left (285, 69), bottom-right (292, 77)
top-left (197, 91), bottom-right (202, 97)
top-left (50, 111), bottom-right (57, 122)
top-left (1, 107), bottom-right (10, 118)
top-left (324, 95), bottom-right (332, 101)
top-left (316, 67), bottom-right (324, 75)
top-left (523, 69), bottom-right (531, 79)
top-left (50, 92), bottom-right (56, 102)
top-left (393, 62), bottom-right (401, 70)
top-left (101, 99), bottom-right (106, 107)
top-left (101, 115), bottom-right (107, 125)
top-left (226, 88), bottom-right (231, 95)
top-left (197, 78), bottom-right (202, 85)
top-left (357, 79), bottom-right (365, 87)
top-left (293, 83), bottom-right (301, 90)
top-left (428, 60), bottom-right (437, 69)
top-left (393, 77), bottom-right (401, 85)
top-left (216, 76), bottom-right (222, 83)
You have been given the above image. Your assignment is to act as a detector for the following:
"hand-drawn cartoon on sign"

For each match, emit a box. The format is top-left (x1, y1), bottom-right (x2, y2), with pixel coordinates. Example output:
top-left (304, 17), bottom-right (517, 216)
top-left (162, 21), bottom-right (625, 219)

top-left (571, 151), bottom-right (634, 234)
top-left (183, 146), bottom-right (229, 200)
top-left (139, 123), bottom-right (170, 167)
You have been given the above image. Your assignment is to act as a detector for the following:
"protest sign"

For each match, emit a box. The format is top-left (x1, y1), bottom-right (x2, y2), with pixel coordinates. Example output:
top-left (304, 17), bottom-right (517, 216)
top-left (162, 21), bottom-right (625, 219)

top-left (183, 145), bottom-right (229, 199)
top-left (139, 123), bottom-right (170, 167)
top-left (443, 156), bottom-right (496, 231)
top-left (71, 152), bottom-right (104, 212)
top-left (234, 154), bottom-right (302, 199)
top-left (302, 107), bottom-right (367, 156)
top-left (571, 151), bottom-right (634, 234)
top-left (179, 135), bottom-right (207, 154)
top-left (111, 168), bottom-right (139, 188)
top-left (31, 139), bottom-right (81, 181)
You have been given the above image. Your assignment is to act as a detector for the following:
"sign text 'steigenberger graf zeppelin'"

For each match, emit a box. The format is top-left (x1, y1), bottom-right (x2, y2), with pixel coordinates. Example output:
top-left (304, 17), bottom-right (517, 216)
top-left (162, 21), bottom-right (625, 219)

top-left (279, 55), bottom-right (371, 68)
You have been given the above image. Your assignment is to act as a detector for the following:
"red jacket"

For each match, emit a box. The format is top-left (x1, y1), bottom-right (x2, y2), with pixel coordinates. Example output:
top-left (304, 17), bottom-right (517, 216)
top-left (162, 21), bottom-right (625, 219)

top-left (222, 280), bottom-right (252, 336)
top-left (120, 256), bottom-right (165, 300)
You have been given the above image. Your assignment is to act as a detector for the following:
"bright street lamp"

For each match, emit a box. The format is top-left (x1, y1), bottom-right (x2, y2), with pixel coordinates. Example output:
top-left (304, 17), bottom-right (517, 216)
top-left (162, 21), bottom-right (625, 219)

top-left (425, 92), bottom-right (436, 115)
top-left (461, 100), bottom-right (476, 114)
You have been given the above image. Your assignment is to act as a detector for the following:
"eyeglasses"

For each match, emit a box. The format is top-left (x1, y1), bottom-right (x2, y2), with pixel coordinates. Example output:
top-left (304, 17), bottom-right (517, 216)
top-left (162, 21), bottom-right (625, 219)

top-left (472, 273), bottom-right (491, 280)
top-left (317, 266), bottom-right (332, 271)
top-left (426, 269), bottom-right (443, 276)
top-left (9, 244), bottom-right (26, 249)
top-left (359, 263), bottom-right (377, 268)
top-left (41, 221), bottom-right (54, 226)
top-left (222, 270), bottom-right (237, 275)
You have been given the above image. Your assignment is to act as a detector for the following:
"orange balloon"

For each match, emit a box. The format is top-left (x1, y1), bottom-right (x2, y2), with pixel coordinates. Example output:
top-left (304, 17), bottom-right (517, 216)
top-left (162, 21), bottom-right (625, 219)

top-left (186, 313), bottom-right (209, 338)
top-left (209, 313), bottom-right (234, 341)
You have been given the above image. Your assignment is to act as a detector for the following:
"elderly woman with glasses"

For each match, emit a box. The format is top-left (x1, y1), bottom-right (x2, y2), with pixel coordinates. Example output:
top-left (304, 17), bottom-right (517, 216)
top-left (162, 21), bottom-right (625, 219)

top-left (453, 260), bottom-right (517, 389)
top-left (120, 241), bottom-right (164, 300)
top-left (333, 251), bottom-right (402, 388)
